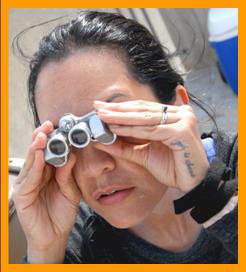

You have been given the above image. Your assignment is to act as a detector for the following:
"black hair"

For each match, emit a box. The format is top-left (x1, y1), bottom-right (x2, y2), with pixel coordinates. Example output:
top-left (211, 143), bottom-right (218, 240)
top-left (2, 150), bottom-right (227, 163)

top-left (14, 10), bottom-right (186, 127)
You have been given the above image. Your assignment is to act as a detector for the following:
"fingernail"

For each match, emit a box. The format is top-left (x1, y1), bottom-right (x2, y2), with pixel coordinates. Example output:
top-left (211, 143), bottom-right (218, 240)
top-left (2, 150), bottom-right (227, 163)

top-left (94, 101), bottom-right (107, 105)
top-left (110, 124), bottom-right (121, 129)
top-left (97, 109), bottom-right (111, 114)
top-left (42, 120), bottom-right (53, 126)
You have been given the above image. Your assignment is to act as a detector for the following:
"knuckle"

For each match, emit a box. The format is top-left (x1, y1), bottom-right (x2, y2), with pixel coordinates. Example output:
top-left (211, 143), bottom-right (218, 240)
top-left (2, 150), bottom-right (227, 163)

top-left (143, 112), bottom-right (154, 121)
top-left (190, 114), bottom-right (197, 125)
top-left (31, 130), bottom-right (38, 141)
top-left (145, 125), bottom-right (157, 133)
top-left (186, 112), bottom-right (197, 124)
top-left (181, 104), bottom-right (193, 113)
top-left (32, 130), bottom-right (41, 142)
top-left (177, 121), bottom-right (191, 135)
top-left (179, 106), bottom-right (197, 126)
top-left (136, 100), bottom-right (146, 106)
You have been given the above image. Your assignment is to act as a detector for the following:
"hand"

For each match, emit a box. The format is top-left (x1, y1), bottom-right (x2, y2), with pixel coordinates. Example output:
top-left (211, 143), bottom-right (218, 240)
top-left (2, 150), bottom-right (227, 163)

top-left (12, 121), bottom-right (82, 263)
top-left (94, 100), bottom-right (209, 193)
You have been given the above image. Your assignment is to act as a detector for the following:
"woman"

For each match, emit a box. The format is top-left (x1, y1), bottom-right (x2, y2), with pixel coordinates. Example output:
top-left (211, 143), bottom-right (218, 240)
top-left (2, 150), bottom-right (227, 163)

top-left (13, 10), bottom-right (238, 263)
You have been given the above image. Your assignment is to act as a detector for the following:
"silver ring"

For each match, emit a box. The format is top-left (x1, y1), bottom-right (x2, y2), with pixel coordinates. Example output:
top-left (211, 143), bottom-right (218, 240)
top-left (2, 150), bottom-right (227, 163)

top-left (160, 105), bottom-right (168, 124)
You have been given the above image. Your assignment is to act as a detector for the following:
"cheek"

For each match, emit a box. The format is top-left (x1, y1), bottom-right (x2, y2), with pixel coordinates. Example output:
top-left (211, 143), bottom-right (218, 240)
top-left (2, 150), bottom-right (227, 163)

top-left (71, 154), bottom-right (90, 197)
top-left (128, 182), bottom-right (167, 218)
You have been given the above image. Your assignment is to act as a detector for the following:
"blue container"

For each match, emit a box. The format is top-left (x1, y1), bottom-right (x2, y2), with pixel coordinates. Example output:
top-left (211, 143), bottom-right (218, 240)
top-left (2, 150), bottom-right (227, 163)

top-left (208, 8), bottom-right (238, 95)
top-left (210, 36), bottom-right (238, 94)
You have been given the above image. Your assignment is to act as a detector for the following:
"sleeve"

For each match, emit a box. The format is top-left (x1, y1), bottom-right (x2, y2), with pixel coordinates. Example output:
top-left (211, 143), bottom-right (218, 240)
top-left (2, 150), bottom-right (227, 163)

top-left (203, 132), bottom-right (238, 260)
top-left (63, 214), bottom-right (85, 264)
top-left (64, 201), bottom-right (94, 264)
top-left (203, 196), bottom-right (238, 259)
top-left (174, 131), bottom-right (238, 260)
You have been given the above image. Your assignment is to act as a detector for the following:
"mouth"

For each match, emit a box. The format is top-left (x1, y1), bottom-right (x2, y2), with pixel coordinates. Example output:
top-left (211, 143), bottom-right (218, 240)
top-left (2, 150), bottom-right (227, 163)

top-left (93, 185), bottom-right (135, 205)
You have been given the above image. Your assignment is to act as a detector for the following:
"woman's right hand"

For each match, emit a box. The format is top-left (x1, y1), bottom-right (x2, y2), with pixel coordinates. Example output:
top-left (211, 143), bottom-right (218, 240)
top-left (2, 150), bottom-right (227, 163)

top-left (12, 121), bottom-right (82, 263)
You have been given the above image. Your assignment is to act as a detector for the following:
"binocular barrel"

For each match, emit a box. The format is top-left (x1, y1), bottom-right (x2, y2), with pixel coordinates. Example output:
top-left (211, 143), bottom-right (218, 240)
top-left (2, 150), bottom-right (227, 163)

top-left (68, 122), bottom-right (91, 148)
top-left (45, 132), bottom-right (69, 167)
top-left (47, 133), bottom-right (69, 157)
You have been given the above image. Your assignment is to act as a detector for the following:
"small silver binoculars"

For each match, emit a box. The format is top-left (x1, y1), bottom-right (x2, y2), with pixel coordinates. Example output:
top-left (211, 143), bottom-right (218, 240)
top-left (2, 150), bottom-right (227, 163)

top-left (44, 111), bottom-right (117, 167)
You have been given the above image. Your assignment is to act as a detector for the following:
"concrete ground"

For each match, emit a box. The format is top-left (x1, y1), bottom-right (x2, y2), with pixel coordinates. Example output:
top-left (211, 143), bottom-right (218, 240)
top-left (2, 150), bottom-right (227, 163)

top-left (185, 66), bottom-right (238, 134)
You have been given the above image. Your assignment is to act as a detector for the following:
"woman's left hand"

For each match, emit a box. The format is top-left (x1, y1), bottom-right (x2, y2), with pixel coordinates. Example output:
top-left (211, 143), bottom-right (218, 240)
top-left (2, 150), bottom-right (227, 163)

top-left (94, 100), bottom-right (209, 193)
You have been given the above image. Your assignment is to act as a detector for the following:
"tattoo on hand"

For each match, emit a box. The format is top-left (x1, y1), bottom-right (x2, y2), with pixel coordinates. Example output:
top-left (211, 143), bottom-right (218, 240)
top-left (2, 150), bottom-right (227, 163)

top-left (184, 152), bottom-right (190, 158)
top-left (171, 140), bottom-right (187, 150)
top-left (185, 158), bottom-right (196, 178)
top-left (171, 140), bottom-right (196, 178)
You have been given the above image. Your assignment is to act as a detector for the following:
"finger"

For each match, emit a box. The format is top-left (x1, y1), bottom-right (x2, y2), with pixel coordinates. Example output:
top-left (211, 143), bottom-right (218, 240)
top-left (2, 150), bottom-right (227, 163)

top-left (55, 153), bottom-right (82, 205)
top-left (108, 123), bottom-right (179, 142)
top-left (109, 122), bottom-right (199, 152)
top-left (38, 164), bottom-right (54, 192)
top-left (32, 120), bottom-right (54, 141)
top-left (17, 149), bottom-right (46, 195)
top-left (98, 109), bottom-right (180, 126)
top-left (16, 132), bottom-right (48, 182)
top-left (94, 100), bottom-right (180, 113)
top-left (20, 121), bottom-right (53, 177)
top-left (55, 152), bottom-right (76, 184)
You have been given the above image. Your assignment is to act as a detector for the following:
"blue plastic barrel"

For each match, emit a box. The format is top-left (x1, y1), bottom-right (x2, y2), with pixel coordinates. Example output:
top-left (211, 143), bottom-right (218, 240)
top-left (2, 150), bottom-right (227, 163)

top-left (208, 8), bottom-right (238, 95)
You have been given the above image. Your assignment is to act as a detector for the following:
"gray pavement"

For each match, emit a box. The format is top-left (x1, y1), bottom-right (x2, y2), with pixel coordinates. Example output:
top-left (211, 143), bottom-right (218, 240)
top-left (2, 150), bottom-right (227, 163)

top-left (186, 66), bottom-right (238, 134)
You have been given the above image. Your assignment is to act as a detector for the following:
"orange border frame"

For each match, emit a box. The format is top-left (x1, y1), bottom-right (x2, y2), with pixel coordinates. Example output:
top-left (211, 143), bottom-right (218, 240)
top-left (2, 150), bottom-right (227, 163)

top-left (1, 1), bottom-right (243, 272)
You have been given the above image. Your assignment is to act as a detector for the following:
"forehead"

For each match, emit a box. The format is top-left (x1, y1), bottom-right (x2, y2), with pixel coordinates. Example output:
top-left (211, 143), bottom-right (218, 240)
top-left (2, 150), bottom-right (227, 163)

top-left (35, 49), bottom-right (156, 125)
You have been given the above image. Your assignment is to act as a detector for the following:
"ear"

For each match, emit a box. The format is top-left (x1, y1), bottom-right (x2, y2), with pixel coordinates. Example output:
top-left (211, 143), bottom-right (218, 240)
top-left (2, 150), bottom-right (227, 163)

top-left (174, 85), bottom-right (189, 105)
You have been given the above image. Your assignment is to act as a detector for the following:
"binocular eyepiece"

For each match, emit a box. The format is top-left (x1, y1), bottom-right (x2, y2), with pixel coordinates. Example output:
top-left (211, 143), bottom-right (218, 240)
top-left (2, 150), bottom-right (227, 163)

top-left (44, 111), bottom-right (116, 167)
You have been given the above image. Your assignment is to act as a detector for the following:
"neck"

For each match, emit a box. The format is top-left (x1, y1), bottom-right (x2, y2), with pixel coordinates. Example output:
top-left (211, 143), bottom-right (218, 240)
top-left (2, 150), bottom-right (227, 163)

top-left (130, 187), bottom-right (202, 252)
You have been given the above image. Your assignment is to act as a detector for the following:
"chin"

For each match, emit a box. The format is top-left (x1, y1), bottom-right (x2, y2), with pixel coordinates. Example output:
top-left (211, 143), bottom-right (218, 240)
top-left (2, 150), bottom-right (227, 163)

top-left (108, 219), bottom-right (134, 229)
top-left (102, 210), bottom-right (150, 229)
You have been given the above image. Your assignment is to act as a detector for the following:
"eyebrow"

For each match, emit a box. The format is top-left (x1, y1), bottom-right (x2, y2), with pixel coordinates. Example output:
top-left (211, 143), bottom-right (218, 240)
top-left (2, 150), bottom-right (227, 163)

top-left (105, 92), bottom-right (129, 102)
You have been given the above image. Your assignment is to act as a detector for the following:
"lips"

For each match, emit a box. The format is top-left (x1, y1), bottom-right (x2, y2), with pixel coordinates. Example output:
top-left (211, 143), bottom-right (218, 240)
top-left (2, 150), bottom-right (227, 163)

top-left (93, 185), bottom-right (135, 205)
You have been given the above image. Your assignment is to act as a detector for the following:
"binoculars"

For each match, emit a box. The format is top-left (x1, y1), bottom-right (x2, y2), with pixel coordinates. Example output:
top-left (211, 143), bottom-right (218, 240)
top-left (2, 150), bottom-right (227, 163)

top-left (44, 111), bottom-right (117, 167)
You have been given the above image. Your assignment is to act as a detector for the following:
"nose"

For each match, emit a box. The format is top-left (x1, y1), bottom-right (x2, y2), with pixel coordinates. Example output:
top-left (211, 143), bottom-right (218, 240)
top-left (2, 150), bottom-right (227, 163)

top-left (75, 143), bottom-right (116, 178)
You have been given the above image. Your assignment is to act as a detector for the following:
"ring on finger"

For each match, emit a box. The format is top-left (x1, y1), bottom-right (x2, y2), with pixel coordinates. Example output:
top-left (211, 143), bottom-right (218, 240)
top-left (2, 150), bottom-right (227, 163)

top-left (160, 105), bottom-right (168, 124)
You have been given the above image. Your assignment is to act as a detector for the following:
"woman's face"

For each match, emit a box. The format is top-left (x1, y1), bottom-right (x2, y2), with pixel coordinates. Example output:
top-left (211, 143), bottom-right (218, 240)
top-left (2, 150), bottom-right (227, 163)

top-left (35, 49), bottom-right (167, 228)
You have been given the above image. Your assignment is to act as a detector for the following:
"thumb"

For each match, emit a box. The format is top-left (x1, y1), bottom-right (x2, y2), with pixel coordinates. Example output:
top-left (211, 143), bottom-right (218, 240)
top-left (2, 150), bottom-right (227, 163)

top-left (93, 139), bottom-right (149, 167)
top-left (55, 152), bottom-right (82, 205)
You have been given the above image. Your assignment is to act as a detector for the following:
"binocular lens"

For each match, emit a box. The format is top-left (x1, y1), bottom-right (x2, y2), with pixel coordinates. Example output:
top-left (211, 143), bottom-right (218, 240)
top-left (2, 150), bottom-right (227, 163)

top-left (70, 130), bottom-right (88, 145)
top-left (49, 139), bottom-right (66, 155)
top-left (68, 122), bottom-right (91, 148)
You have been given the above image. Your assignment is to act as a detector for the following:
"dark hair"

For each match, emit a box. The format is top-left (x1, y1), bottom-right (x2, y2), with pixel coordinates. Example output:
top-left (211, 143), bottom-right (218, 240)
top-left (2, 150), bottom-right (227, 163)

top-left (23, 10), bottom-right (184, 127)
